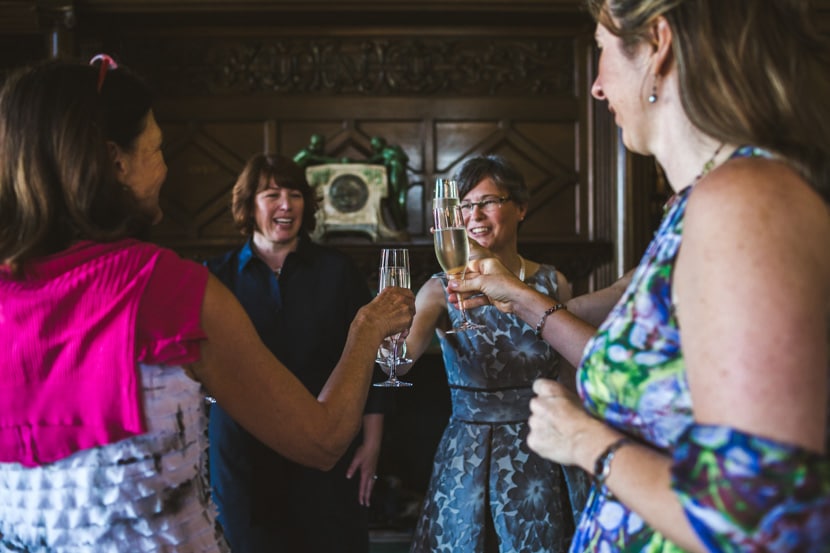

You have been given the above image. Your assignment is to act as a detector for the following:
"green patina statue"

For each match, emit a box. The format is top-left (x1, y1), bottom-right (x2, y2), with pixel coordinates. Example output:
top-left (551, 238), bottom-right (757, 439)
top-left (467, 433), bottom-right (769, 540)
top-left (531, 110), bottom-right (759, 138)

top-left (369, 137), bottom-right (409, 230)
top-left (292, 134), bottom-right (338, 168)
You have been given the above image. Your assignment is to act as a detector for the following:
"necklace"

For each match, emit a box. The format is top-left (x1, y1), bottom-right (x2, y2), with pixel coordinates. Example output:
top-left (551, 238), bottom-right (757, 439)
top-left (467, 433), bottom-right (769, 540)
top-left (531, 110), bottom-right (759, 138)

top-left (696, 143), bottom-right (725, 181)
top-left (518, 256), bottom-right (526, 281)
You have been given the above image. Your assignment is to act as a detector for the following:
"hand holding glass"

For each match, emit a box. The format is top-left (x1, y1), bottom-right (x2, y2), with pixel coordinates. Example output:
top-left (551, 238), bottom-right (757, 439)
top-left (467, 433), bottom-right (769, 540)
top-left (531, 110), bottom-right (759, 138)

top-left (374, 248), bottom-right (413, 388)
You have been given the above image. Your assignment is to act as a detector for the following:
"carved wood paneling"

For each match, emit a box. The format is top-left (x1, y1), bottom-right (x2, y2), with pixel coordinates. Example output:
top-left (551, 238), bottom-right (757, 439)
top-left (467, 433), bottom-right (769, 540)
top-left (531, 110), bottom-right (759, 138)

top-left (5, 1), bottom-right (619, 291)
top-left (115, 36), bottom-right (573, 97)
top-left (94, 23), bottom-right (610, 290)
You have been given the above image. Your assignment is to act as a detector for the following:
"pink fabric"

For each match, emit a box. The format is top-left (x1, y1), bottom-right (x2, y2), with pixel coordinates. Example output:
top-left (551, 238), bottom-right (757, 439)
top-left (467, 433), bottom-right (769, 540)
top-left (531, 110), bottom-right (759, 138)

top-left (0, 240), bottom-right (208, 467)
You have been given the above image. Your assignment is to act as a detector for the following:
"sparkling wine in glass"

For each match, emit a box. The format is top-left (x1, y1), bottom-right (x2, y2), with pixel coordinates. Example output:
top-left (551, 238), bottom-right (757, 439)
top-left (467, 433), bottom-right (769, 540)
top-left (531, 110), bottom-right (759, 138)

top-left (374, 248), bottom-right (413, 388)
top-left (432, 204), bottom-right (484, 333)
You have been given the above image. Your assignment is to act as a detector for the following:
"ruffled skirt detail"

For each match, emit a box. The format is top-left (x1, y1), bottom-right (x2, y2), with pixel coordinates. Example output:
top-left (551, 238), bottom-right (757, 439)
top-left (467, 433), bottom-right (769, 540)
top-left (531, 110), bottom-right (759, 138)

top-left (0, 364), bottom-right (229, 552)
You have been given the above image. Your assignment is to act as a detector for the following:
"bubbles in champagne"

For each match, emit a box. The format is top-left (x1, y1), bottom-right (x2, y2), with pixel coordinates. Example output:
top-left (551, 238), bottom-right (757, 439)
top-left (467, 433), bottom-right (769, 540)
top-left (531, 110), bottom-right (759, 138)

top-left (434, 227), bottom-right (469, 274)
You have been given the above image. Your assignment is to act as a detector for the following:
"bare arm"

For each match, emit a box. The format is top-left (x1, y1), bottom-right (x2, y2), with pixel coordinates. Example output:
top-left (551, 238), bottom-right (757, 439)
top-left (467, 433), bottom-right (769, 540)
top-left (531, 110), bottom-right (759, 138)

top-left (453, 259), bottom-right (597, 367)
top-left (567, 268), bottom-right (633, 327)
top-left (678, 160), bottom-right (828, 451)
top-left (552, 270), bottom-right (578, 391)
top-left (189, 276), bottom-right (415, 470)
top-left (395, 277), bottom-right (448, 375)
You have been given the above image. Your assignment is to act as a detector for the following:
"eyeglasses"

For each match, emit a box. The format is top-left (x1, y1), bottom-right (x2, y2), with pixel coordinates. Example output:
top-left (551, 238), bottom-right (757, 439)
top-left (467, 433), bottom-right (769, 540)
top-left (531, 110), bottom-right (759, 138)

top-left (459, 196), bottom-right (511, 214)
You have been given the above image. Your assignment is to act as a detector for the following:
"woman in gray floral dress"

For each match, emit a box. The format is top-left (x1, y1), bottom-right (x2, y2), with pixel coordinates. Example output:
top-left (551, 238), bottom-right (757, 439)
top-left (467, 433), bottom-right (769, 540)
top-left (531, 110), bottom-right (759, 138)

top-left (401, 155), bottom-right (589, 552)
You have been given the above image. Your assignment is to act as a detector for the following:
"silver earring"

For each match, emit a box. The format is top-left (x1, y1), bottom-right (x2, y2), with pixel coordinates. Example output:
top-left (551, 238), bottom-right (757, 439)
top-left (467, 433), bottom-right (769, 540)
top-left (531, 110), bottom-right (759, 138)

top-left (648, 76), bottom-right (658, 103)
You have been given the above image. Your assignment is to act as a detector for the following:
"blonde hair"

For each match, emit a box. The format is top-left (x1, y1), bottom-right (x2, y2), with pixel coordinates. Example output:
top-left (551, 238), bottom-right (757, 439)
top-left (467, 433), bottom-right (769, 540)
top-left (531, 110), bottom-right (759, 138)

top-left (587, 0), bottom-right (830, 201)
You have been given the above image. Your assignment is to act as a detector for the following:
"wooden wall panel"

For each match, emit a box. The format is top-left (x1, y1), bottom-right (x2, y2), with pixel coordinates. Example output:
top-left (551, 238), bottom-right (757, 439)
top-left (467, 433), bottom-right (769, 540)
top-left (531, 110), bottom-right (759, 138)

top-left (0, 1), bottom-right (616, 292)
top-left (87, 20), bottom-right (612, 291)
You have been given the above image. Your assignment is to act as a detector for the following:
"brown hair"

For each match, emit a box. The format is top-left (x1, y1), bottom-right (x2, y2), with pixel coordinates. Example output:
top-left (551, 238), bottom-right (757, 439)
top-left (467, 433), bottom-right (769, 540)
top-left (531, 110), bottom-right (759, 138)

top-left (0, 58), bottom-right (156, 274)
top-left (454, 154), bottom-right (530, 206)
top-left (587, 0), bottom-right (830, 201)
top-left (231, 153), bottom-right (320, 237)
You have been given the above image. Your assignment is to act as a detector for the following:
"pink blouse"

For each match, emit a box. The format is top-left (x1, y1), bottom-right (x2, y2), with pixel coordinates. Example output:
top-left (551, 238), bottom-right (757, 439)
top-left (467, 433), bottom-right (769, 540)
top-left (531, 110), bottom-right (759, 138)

top-left (0, 240), bottom-right (208, 467)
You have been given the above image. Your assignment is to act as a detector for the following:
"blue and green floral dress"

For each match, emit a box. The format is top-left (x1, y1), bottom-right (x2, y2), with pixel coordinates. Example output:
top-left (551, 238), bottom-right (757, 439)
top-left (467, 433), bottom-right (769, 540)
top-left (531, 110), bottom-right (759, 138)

top-left (573, 146), bottom-right (830, 552)
top-left (410, 265), bottom-right (590, 553)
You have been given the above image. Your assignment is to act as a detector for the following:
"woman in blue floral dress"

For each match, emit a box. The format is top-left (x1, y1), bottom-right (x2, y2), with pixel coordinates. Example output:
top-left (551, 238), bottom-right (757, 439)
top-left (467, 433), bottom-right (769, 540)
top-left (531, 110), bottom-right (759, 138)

top-left (453, 0), bottom-right (830, 551)
top-left (402, 155), bottom-right (590, 552)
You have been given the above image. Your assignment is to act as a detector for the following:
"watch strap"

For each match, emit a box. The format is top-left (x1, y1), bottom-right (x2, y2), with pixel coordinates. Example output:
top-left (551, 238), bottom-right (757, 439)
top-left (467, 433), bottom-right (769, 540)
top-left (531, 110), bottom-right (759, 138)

top-left (593, 436), bottom-right (634, 488)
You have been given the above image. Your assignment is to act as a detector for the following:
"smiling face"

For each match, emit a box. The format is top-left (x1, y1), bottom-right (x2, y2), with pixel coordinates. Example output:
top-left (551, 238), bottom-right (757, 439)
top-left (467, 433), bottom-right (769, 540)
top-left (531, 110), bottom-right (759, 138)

top-left (461, 176), bottom-right (526, 253)
top-left (252, 176), bottom-right (305, 247)
top-left (591, 22), bottom-right (654, 154)
top-left (113, 110), bottom-right (167, 224)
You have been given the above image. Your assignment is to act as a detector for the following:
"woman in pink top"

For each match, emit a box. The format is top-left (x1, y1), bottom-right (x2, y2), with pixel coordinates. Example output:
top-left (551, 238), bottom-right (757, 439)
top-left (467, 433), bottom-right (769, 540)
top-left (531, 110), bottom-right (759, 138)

top-left (0, 57), bottom-right (414, 552)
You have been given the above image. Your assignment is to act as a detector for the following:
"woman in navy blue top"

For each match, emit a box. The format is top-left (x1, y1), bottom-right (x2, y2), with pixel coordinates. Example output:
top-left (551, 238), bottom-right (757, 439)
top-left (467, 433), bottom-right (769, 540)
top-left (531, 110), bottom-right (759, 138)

top-left (207, 153), bottom-right (390, 553)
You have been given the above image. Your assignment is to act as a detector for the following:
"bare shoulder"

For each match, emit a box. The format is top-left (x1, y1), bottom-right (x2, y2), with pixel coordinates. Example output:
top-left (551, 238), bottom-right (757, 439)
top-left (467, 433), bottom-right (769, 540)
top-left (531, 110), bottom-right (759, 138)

top-left (690, 157), bottom-right (828, 232)
top-left (687, 157), bottom-right (829, 271)
top-left (524, 258), bottom-right (572, 301)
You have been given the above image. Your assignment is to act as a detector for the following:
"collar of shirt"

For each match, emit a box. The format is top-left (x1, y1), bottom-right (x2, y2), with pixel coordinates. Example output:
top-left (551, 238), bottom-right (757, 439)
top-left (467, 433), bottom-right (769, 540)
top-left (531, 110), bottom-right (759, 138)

top-left (237, 234), bottom-right (315, 279)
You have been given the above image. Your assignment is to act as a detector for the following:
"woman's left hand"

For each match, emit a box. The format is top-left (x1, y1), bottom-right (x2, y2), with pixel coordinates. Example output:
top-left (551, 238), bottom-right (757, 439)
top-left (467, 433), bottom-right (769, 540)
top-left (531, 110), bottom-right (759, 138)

top-left (347, 442), bottom-right (380, 506)
top-left (527, 378), bottom-right (610, 469)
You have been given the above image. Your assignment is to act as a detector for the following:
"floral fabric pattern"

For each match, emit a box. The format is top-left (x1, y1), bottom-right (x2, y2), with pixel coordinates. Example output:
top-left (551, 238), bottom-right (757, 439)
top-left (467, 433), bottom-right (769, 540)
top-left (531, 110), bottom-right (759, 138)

top-left (671, 425), bottom-right (830, 552)
top-left (573, 146), bottom-right (830, 552)
top-left (410, 265), bottom-right (590, 553)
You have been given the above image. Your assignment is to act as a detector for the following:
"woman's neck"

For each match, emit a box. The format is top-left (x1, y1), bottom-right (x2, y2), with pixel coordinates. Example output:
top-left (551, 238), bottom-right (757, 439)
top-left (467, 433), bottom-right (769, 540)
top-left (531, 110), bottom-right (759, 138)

top-left (493, 244), bottom-right (524, 279)
top-left (251, 233), bottom-right (299, 272)
top-left (648, 99), bottom-right (734, 192)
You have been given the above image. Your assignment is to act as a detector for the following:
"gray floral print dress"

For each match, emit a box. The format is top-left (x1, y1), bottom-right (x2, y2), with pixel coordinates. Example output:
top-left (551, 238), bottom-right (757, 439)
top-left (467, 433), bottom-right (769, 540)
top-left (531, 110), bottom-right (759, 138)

top-left (410, 265), bottom-right (590, 553)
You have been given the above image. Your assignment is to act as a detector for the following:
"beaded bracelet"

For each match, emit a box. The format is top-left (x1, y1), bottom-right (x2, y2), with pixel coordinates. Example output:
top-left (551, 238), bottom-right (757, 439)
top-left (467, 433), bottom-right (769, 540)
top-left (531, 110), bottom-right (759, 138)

top-left (534, 302), bottom-right (566, 338)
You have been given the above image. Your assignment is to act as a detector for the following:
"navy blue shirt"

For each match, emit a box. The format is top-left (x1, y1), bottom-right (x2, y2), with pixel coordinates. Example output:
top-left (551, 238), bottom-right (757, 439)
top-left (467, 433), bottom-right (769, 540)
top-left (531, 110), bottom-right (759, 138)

top-left (207, 236), bottom-right (389, 553)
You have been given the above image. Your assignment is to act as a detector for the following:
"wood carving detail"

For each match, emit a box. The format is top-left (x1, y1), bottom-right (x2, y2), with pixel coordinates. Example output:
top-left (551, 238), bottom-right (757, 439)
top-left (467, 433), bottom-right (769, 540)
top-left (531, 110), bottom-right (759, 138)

top-left (121, 37), bottom-right (574, 96)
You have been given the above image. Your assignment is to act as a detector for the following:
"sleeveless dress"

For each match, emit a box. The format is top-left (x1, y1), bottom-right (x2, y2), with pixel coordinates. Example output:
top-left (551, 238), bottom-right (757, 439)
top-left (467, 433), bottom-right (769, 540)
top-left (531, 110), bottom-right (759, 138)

top-left (410, 265), bottom-right (590, 553)
top-left (0, 241), bottom-right (226, 552)
top-left (572, 146), bottom-right (830, 552)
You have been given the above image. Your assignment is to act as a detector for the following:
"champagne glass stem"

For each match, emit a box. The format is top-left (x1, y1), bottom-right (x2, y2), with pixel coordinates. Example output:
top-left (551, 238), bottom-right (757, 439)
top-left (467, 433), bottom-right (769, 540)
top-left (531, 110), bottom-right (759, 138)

top-left (444, 268), bottom-right (484, 334)
top-left (388, 336), bottom-right (400, 382)
top-left (452, 273), bottom-right (471, 325)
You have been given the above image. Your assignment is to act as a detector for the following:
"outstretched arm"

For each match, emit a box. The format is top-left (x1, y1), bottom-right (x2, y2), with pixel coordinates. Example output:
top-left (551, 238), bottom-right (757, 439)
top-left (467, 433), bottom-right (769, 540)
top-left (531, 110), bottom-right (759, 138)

top-left (550, 270), bottom-right (579, 391)
top-left (567, 268), bottom-right (633, 327)
top-left (393, 277), bottom-right (448, 375)
top-left (190, 277), bottom-right (415, 470)
top-left (450, 258), bottom-right (597, 367)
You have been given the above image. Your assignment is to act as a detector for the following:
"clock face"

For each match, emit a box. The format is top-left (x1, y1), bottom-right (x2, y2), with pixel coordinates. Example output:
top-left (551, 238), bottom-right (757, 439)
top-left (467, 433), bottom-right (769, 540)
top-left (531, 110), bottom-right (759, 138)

top-left (329, 174), bottom-right (369, 213)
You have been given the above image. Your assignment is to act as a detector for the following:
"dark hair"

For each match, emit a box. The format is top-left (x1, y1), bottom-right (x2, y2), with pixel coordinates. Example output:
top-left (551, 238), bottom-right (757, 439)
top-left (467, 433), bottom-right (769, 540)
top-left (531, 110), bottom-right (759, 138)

top-left (454, 154), bottom-right (530, 205)
top-left (231, 153), bottom-right (320, 237)
top-left (587, 0), bottom-right (830, 201)
top-left (0, 58), bottom-right (155, 274)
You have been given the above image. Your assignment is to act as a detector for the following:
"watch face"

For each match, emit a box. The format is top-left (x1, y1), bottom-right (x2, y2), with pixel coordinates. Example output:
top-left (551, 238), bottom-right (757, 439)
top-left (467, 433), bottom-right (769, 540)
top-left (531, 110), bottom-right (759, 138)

top-left (329, 174), bottom-right (369, 213)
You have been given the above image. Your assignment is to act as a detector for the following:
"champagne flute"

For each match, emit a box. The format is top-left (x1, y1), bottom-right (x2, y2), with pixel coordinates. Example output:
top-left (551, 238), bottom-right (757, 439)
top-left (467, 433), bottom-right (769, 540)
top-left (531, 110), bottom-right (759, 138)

top-left (433, 178), bottom-right (459, 213)
top-left (433, 204), bottom-right (485, 333)
top-left (374, 248), bottom-right (413, 388)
